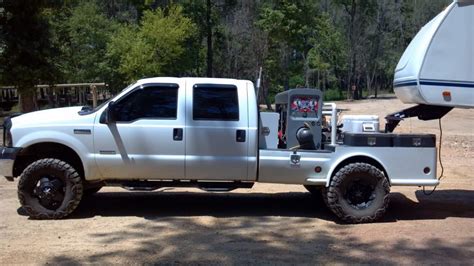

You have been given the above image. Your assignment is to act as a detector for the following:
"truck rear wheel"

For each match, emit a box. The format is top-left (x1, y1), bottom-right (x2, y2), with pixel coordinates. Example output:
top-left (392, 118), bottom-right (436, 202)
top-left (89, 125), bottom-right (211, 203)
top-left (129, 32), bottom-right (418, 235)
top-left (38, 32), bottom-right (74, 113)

top-left (18, 158), bottom-right (83, 219)
top-left (325, 162), bottom-right (390, 223)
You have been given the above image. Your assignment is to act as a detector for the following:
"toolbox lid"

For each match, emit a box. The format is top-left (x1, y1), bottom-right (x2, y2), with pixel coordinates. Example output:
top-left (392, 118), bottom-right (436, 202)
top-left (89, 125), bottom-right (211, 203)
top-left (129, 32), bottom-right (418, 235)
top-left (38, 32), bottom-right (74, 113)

top-left (392, 134), bottom-right (436, 147)
top-left (343, 132), bottom-right (393, 147)
top-left (343, 132), bottom-right (436, 147)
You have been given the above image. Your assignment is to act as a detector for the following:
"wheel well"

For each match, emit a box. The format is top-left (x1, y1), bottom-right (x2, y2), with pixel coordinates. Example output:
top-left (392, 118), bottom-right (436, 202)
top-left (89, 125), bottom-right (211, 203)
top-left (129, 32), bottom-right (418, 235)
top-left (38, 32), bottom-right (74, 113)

top-left (13, 142), bottom-right (84, 179)
top-left (330, 156), bottom-right (390, 185)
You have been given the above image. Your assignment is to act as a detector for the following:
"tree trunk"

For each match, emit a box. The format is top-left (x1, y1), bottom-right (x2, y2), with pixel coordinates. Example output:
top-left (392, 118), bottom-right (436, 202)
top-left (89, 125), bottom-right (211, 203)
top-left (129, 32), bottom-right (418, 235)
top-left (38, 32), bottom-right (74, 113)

top-left (263, 86), bottom-right (273, 111)
top-left (206, 0), bottom-right (213, 77)
top-left (346, 0), bottom-right (357, 100)
top-left (19, 89), bottom-right (38, 113)
top-left (47, 88), bottom-right (55, 108)
top-left (283, 46), bottom-right (290, 90)
top-left (262, 77), bottom-right (273, 111)
top-left (317, 70), bottom-right (320, 89)
top-left (303, 52), bottom-right (310, 87)
top-left (366, 72), bottom-right (372, 97)
top-left (374, 76), bottom-right (378, 98)
top-left (322, 72), bottom-right (326, 90)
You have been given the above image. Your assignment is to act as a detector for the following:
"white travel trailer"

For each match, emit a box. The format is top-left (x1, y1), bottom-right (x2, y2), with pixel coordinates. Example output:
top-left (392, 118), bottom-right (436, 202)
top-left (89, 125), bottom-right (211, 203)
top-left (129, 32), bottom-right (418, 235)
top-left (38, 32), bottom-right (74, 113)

top-left (393, 0), bottom-right (474, 109)
top-left (386, 0), bottom-right (474, 131)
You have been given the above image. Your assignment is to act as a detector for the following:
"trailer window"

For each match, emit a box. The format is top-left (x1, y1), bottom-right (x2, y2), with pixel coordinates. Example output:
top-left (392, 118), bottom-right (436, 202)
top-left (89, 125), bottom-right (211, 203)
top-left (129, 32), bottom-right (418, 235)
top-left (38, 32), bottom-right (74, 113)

top-left (193, 84), bottom-right (239, 121)
top-left (114, 85), bottom-right (178, 122)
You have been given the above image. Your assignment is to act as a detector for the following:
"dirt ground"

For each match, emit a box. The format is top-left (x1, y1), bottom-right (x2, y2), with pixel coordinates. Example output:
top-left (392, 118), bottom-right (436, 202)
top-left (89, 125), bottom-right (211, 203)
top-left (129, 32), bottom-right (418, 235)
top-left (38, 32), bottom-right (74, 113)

top-left (1, 97), bottom-right (473, 265)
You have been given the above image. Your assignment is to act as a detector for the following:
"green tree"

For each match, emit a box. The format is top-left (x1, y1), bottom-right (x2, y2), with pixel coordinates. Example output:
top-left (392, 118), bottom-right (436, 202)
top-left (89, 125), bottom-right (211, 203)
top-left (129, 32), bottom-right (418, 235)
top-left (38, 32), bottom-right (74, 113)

top-left (52, 1), bottom-right (118, 85)
top-left (258, 0), bottom-right (320, 90)
top-left (180, 0), bottom-right (235, 77)
top-left (308, 13), bottom-right (347, 91)
top-left (333, 0), bottom-right (377, 99)
top-left (211, 1), bottom-right (267, 79)
top-left (0, 0), bottom-right (60, 112)
top-left (108, 5), bottom-right (197, 82)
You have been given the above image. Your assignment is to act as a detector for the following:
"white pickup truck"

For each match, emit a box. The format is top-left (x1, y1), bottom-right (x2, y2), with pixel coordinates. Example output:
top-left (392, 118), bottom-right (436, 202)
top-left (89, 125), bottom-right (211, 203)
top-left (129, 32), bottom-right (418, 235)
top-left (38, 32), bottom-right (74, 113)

top-left (0, 77), bottom-right (438, 223)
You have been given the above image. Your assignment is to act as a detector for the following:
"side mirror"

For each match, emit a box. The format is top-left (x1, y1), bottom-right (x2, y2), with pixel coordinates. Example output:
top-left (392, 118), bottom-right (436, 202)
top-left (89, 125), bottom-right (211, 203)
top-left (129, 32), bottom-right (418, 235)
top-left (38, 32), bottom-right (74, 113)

top-left (105, 101), bottom-right (117, 124)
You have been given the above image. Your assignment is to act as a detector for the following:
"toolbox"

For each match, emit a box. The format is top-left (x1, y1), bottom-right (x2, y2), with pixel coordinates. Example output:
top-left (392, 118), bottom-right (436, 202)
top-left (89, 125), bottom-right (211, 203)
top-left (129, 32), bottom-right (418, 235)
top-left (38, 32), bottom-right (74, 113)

top-left (343, 132), bottom-right (393, 147)
top-left (392, 134), bottom-right (436, 147)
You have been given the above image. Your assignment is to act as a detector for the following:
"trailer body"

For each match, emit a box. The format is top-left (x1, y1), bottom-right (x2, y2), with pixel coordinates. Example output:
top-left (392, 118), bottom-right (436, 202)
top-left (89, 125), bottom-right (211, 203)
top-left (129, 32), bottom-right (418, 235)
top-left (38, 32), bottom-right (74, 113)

top-left (394, 0), bottom-right (474, 108)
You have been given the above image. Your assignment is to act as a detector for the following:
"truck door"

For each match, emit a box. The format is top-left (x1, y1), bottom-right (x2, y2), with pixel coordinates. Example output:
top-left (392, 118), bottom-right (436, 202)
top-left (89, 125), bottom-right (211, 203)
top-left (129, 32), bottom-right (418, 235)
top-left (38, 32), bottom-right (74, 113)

top-left (185, 81), bottom-right (251, 180)
top-left (93, 81), bottom-right (185, 179)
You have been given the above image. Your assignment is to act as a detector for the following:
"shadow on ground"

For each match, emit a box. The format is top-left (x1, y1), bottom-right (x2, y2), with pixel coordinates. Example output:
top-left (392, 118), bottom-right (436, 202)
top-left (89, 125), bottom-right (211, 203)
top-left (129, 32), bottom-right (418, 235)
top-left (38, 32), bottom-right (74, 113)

top-left (57, 189), bottom-right (474, 222)
top-left (40, 189), bottom-right (474, 264)
top-left (386, 189), bottom-right (474, 221)
top-left (48, 226), bottom-right (474, 264)
top-left (70, 191), bottom-right (335, 220)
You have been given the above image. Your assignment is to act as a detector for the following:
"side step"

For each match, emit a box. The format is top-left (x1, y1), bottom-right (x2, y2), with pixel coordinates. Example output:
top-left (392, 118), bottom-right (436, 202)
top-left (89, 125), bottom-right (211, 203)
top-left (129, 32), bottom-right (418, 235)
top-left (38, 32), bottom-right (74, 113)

top-left (106, 180), bottom-right (254, 192)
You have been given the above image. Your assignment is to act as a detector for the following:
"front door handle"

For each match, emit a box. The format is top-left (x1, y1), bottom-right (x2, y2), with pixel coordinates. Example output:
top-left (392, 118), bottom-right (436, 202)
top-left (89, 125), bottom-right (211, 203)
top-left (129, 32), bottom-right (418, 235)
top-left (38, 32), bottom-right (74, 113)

top-left (236, 129), bottom-right (246, 142)
top-left (173, 128), bottom-right (183, 141)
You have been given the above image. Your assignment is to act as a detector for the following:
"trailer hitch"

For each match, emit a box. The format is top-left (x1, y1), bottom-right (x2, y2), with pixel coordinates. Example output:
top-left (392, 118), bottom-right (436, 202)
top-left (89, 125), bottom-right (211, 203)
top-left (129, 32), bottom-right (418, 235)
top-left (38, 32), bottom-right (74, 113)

top-left (385, 104), bottom-right (453, 133)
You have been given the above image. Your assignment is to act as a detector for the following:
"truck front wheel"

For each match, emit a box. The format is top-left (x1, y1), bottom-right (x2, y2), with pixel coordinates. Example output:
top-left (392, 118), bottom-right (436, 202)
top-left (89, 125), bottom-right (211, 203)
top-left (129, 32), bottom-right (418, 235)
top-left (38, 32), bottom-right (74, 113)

top-left (325, 162), bottom-right (390, 223)
top-left (18, 158), bottom-right (83, 219)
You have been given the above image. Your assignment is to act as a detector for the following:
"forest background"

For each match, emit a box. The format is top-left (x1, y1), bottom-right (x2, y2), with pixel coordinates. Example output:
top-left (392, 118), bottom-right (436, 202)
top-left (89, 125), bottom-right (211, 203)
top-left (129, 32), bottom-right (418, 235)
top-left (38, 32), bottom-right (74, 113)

top-left (0, 0), bottom-right (451, 112)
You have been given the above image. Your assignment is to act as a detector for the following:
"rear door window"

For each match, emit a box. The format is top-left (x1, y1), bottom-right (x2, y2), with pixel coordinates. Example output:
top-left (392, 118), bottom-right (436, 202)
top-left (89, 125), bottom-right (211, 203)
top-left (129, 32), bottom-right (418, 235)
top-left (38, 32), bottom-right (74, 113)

top-left (193, 84), bottom-right (239, 121)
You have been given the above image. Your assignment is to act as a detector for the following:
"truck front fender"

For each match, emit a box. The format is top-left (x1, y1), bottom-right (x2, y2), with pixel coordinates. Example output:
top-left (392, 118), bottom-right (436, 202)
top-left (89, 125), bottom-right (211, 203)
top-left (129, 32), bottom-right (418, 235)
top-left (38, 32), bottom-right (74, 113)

top-left (14, 130), bottom-right (100, 180)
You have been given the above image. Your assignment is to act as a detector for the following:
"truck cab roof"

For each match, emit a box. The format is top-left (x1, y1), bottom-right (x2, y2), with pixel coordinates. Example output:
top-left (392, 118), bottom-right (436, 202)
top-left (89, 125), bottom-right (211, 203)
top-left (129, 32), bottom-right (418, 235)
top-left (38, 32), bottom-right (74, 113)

top-left (135, 77), bottom-right (252, 87)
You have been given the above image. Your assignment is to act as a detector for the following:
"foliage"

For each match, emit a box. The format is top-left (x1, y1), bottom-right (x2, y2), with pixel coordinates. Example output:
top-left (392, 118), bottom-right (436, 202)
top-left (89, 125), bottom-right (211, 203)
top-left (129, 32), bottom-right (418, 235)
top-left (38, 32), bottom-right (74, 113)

top-left (0, 0), bottom-right (453, 111)
top-left (258, 0), bottom-right (320, 89)
top-left (323, 88), bottom-right (344, 101)
top-left (107, 5), bottom-right (197, 83)
top-left (51, 1), bottom-right (118, 84)
top-left (0, 0), bottom-right (60, 111)
top-left (307, 13), bottom-right (347, 90)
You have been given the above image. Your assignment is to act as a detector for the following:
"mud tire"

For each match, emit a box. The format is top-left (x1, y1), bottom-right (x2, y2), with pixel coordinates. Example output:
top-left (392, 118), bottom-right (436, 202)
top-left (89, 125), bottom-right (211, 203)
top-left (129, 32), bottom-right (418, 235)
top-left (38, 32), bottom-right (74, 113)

top-left (18, 158), bottom-right (83, 219)
top-left (326, 162), bottom-right (390, 223)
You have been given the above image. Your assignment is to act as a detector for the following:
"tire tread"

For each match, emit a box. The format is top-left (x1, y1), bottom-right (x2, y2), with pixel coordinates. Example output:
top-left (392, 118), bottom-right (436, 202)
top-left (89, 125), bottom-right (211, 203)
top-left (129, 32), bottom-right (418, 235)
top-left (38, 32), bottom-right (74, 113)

top-left (18, 158), bottom-right (83, 219)
top-left (325, 162), bottom-right (390, 223)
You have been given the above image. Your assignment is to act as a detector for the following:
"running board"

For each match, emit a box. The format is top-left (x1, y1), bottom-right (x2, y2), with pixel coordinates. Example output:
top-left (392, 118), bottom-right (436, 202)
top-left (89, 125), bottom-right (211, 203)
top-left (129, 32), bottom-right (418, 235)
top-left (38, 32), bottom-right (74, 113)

top-left (105, 180), bottom-right (254, 192)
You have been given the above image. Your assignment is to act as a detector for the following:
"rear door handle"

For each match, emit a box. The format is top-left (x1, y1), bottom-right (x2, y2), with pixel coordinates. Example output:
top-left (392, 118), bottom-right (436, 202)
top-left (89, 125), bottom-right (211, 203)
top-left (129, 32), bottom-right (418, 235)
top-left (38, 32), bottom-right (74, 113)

top-left (236, 129), bottom-right (246, 142)
top-left (173, 128), bottom-right (183, 141)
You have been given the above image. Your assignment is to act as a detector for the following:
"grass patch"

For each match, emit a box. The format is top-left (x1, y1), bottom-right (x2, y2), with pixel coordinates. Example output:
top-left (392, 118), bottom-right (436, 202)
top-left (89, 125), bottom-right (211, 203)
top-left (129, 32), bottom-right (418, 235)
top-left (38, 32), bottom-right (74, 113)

top-left (323, 88), bottom-right (345, 101)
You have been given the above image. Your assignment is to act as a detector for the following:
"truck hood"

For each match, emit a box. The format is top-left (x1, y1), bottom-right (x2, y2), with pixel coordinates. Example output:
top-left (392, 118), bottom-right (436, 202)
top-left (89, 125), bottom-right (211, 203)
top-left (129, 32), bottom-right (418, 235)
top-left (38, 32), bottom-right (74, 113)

top-left (11, 106), bottom-right (93, 127)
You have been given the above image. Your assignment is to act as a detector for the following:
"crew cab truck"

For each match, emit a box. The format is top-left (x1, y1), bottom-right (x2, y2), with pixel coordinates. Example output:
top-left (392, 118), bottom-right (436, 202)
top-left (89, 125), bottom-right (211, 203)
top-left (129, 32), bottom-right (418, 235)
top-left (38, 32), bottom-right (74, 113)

top-left (0, 77), bottom-right (438, 223)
